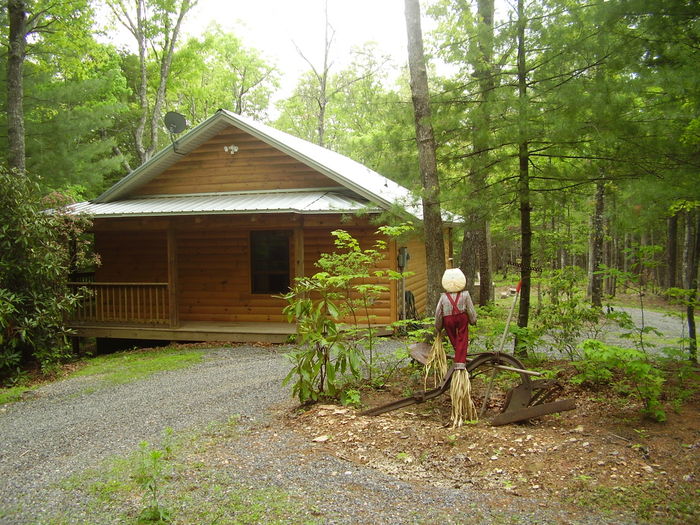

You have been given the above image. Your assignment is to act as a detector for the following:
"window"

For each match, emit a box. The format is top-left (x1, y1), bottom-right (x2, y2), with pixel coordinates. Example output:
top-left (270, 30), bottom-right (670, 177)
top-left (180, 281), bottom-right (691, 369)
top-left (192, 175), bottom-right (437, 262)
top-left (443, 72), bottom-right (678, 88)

top-left (250, 230), bottom-right (291, 294)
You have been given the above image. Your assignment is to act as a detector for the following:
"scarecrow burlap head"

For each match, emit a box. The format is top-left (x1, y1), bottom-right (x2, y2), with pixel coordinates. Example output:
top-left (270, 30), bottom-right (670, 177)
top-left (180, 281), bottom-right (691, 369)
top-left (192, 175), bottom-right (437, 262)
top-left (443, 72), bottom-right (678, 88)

top-left (441, 268), bottom-right (466, 293)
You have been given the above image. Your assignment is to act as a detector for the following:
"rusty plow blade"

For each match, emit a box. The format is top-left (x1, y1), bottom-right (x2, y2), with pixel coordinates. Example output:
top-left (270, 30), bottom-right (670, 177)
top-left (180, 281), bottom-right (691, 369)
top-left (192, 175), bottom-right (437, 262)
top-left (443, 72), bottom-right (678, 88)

top-left (490, 378), bottom-right (576, 426)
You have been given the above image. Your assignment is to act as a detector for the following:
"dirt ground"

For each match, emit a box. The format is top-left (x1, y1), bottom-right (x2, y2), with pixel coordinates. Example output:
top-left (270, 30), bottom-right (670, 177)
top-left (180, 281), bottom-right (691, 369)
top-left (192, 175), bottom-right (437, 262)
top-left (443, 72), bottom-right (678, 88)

top-left (283, 362), bottom-right (700, 524)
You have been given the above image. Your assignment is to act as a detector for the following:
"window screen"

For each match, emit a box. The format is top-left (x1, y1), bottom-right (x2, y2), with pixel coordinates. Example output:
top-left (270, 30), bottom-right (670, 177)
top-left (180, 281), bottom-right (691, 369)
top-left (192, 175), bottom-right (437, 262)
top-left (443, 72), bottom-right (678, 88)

top-left (250, 230), bottom-right (291, 294)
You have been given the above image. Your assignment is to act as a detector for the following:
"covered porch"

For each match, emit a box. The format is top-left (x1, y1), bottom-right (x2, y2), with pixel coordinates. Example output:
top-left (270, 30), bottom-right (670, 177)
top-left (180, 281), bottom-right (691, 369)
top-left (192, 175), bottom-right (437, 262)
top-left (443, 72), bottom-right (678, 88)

top-left (66, 213), bottom-right (396, 345)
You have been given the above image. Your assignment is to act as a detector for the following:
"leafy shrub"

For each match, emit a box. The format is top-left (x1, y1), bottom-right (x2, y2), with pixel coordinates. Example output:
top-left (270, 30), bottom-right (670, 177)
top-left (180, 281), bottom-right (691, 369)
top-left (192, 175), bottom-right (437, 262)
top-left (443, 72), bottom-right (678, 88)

top-left (281, 226), bottom-right (411, 403)
top-left (135, 440), bottom-right (172, 523)
top-left (573, 340), bottom-right (666, 421)
top-left (0, 168), bottom-right (94, 380)
top-left (534, 267), bottom-right (600, 359)
top-left (281, 275), bottom-right (362, 403)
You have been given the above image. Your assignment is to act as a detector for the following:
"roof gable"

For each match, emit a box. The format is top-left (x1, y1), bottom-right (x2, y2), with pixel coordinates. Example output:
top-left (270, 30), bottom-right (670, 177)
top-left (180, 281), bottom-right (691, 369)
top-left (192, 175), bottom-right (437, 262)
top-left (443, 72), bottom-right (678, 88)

top-left (95, 110), bottom-right (422, 219)
top-left (134, 126), bottom-right (342, 196)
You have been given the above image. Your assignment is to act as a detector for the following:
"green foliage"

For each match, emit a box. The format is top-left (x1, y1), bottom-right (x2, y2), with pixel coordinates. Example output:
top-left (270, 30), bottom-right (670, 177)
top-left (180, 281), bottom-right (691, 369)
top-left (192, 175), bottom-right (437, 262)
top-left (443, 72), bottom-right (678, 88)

top-left (340, 388), bottom-right (362, 408)
top-left (135, 441), bottom-right (171, 523)
top-left (510, 325), bottom-right (543, 357)
top-left (69, 347), bottom-right (204, 386)
top-left (598, 245), bottom-right (665, 354)
top-left (0, 169), bottom-right (95, 381)
top-left (573, 340), bottom-right (666, 421)
top-left (281, 275), bottom-right (361, 403)
top-left (0, 2), bottom-right (130, 196)
top-left (467, 304), bottom-right (507, 352)
top-left (170, 24), bottom-right (280, 122)
top-left (55, 421), bottom-right (313, 524)
top-left (281, 227), bottom-right (410, 404)
top-left (533, 267), bottom-right (600, 359)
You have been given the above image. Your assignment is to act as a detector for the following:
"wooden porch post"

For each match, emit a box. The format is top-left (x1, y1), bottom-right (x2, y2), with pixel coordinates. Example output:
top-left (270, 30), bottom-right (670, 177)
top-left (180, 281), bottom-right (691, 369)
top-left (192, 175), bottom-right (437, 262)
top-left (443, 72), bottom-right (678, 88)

top-left (167, 227), bottom-right (179, 328)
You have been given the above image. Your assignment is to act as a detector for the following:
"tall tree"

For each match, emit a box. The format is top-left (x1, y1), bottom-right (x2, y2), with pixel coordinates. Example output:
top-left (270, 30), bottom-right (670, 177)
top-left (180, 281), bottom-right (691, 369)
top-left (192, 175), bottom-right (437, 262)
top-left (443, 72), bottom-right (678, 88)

top-left (276, 42), bottom-right (395, 153)
top-left (465, 0), bottom-right (496, 304)
top-left (106, 0), bottom-right (196, 164)
top-left (170, 25), bottom-right (279, 123)
top-left (515, 0), bottom-right (532, 340)
top-left (283, 1), bottom-right (390, 148)
top-left (682, 207), bottom-right (699, 362)
top-left (6, 0), bottom-right (27, 172)
top-left (404, 0), bottom-right (446, 312)
top-left (3, 0), bottom-right (124, 193)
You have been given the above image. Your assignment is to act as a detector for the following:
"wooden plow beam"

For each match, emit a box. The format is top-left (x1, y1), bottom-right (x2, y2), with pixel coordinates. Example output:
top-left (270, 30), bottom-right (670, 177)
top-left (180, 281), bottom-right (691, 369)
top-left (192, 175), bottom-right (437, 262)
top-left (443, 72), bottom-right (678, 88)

top-left (361, 351), bottom-right (576, 425)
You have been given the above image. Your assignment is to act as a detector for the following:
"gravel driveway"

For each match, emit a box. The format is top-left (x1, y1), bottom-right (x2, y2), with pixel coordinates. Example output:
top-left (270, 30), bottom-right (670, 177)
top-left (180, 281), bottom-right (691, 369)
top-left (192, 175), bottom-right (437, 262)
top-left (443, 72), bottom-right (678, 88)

top-left (1, 343), bottom-right (635, 524)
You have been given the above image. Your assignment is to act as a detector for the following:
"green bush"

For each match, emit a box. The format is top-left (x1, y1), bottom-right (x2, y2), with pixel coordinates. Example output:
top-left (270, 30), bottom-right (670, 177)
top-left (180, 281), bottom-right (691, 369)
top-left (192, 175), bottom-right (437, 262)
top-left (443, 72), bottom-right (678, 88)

top-left (281, 274), bottom-right (362, 403)
top-left (573, 340), bottom-right (666, 421)
top-left (534, 267), bottom-right (600, 360)
top-left (0, 168), bottom-right (94, 380)
top-left (281, 226), bottom-right (410, 404)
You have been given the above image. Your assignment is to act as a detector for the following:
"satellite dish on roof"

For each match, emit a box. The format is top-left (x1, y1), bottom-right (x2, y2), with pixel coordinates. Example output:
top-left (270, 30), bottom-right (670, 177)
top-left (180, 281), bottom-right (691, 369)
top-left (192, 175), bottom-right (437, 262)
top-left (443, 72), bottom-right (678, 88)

top-left (164, 111), bottom-right (187, 134)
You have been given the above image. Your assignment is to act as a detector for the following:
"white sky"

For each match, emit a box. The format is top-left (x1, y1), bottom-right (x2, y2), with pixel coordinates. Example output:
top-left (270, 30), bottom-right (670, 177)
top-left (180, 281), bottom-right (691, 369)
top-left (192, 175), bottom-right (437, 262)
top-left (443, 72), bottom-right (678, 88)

top-left (182, 0), bottom-right (411, 90)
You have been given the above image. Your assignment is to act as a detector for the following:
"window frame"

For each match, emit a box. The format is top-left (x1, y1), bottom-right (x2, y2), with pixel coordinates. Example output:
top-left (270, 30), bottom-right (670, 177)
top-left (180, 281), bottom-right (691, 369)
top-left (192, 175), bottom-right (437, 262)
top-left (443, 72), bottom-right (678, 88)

top-left (249, 229), bottom-right (292, 295)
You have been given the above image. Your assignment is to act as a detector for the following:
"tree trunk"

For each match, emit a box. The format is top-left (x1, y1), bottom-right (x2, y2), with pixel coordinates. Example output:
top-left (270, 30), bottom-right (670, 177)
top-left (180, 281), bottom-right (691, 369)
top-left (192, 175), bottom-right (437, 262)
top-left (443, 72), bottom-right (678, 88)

top-left (459, 227), bottom-right (479, 297)
top-left (683, 209), bottom-right (699, 363)
top-left (316, 1), bottom-right (331, 147)
top-left (471, 0), bottom-right (495, 306)
top-left (666, 212), bottom-right (679, 289)
top-left (589, 179), bottom-right (606, 307)
top-left (404, 0), bottom-right (446, 313)
top-left (7, 0), bottom-right (28, 173)
top-left (133, 0), bottom-right (149, 164)
top-left (146, 1), bottom-right (190, 161)
top-left (515, 0), bottom-right (531, 356)
top-left (109, 0), bottom-right (194, 165)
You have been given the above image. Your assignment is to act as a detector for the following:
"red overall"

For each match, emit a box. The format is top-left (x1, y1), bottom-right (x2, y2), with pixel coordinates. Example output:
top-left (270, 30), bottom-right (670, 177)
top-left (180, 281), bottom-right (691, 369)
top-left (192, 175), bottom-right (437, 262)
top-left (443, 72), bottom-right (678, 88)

top-left (443, 292), bottom-right (470, 364)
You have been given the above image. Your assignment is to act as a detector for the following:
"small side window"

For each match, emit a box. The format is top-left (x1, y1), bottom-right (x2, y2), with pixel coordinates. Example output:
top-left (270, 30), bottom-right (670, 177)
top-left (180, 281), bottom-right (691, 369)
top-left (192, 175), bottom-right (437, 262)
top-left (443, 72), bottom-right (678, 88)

top-left (250, 230), bottom-right (291, 294)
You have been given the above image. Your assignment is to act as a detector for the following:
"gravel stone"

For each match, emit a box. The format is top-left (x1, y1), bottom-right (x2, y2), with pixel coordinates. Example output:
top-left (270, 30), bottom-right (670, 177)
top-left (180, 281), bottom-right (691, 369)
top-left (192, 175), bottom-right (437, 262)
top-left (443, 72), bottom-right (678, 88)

top-left (0, 342), bottom-right (629, 524)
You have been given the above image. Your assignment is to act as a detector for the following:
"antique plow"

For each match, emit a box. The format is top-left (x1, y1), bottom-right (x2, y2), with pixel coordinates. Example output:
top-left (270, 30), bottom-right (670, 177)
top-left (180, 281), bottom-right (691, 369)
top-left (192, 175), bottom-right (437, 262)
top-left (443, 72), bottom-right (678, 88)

top-left (361, 349), bottom-right (575, 426)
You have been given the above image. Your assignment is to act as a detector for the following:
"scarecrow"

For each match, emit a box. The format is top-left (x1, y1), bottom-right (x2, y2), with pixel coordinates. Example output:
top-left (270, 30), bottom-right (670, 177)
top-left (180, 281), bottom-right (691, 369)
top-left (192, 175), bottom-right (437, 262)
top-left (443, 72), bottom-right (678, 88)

top-left (434, 268), bottom-right (478, 427)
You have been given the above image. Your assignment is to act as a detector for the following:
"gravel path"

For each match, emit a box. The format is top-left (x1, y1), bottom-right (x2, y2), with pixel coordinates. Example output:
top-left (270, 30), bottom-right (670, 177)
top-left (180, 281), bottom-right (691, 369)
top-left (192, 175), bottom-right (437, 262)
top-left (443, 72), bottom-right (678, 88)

top-left (1, 342), bottom-right (634, 524)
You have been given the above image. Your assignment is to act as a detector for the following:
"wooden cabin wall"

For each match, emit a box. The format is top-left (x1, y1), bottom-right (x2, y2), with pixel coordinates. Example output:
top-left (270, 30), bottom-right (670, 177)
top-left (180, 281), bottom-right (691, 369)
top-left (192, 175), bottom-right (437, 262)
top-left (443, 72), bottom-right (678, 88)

top-left (176, 228), bottom-right (289, 323)
top-left (303, 222), bottom-right (395, 326)
top-left (94, 230), bottom-right (167, 282)
top-left (91, 215), bottom-right (396, 325)
top-left (404, 236), bottom-right (429, 317)
top-left (135, 128), bottom-right (342, 196)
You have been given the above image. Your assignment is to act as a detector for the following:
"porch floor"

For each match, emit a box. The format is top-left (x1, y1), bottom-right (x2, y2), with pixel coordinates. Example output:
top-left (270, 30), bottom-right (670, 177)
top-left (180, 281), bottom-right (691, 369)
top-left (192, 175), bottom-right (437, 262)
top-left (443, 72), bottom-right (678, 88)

top-left (69, 321), bottom-right (297, 344)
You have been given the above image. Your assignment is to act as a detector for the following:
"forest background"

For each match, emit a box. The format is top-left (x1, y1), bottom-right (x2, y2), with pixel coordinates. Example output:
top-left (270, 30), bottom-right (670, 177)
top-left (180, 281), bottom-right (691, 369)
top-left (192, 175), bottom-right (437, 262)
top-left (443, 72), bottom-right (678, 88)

top-left (1, 0), bottom-right (699, 365)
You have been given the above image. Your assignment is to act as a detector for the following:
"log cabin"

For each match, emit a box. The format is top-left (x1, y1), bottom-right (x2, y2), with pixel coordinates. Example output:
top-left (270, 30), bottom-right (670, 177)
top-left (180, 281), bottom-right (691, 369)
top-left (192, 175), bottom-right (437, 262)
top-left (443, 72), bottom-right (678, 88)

top-left (68, 109), bottom-right (450, 343)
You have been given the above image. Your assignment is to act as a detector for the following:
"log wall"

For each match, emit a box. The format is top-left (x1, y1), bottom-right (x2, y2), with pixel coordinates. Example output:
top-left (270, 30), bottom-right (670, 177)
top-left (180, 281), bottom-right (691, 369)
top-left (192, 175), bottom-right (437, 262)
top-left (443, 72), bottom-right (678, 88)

top-left (303, 225), bottom-right (394, 326)
top-left (404, 236), bottom-right (429, 317)
top-left (94, 230), bottom-right (167, 282)
top-left (91, 215), bottom-right (399, 325)
top-left (135, 128), bottom-right (342, 196)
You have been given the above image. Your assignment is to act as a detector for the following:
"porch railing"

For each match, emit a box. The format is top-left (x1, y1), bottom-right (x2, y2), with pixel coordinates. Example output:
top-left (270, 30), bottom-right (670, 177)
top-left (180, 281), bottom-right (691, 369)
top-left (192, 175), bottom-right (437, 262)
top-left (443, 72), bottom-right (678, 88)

top-left (69, 282), bottom-right (169, 325)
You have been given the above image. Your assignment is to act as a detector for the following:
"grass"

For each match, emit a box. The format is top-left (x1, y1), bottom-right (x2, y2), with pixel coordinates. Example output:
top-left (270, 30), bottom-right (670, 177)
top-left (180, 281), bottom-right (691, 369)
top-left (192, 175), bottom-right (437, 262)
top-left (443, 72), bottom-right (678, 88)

top-left (67, 346), bottom-right (205, 385)
top-left (0, 345), bottom-right (209, 406)
top-left (567, 480), bottom-right (700, 524)
top-left (49, 420), bottom-right (318, 525)
top-left (0, 384), bottom-right (37, 404)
